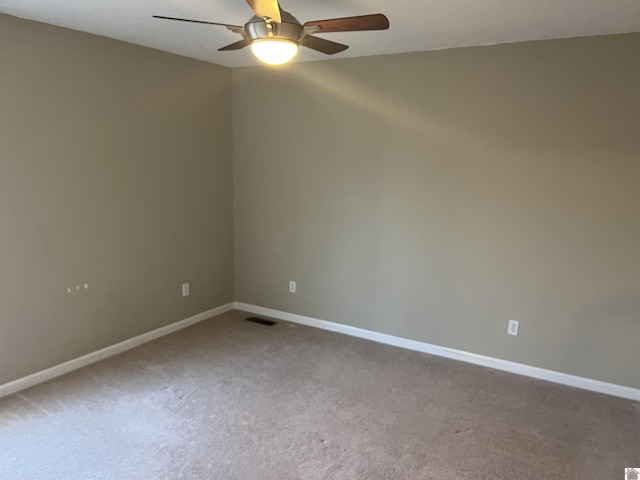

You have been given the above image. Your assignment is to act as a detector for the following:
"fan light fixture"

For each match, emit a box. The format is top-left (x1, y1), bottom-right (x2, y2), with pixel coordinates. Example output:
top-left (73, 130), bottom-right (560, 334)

top-left (250, 38), bottom-right (299, 65)
top-left (153, 3), bottom-right (390, 65)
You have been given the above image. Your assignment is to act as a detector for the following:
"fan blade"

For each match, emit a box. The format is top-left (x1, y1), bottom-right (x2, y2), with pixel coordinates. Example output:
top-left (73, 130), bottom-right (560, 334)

top-left (301, 35), bottom-right (349, 55)
top-left (218, 39), bottom-right (251, 51)
top-left (304, 14), bottom-right (389, 33)
top-left (245, 0), bottom-right (282, 22)
top-left (153, 15), bottom-right (242, 30)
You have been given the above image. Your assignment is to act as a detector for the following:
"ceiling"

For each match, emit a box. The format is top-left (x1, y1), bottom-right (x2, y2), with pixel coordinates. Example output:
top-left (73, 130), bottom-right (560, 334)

top-left (1, 0), bottom-right (640, 68)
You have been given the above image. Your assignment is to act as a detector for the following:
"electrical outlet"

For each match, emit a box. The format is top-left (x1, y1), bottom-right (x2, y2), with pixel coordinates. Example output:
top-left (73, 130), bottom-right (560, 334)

top-left (182, 283), bottom-right (190, 297)
top-left (289, 280), bottom-right (296, 293)
top-left (508, 319), bottom-right (519, 336)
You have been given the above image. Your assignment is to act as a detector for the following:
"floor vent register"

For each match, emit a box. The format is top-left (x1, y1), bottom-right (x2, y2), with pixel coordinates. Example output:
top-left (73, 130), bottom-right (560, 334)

top-left (244, 316), bottom-right (279, 326)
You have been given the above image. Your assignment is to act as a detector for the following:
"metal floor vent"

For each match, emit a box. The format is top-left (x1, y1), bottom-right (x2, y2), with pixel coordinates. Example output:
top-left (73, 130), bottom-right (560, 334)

top-left (244, 316), bottom-right (278, 326)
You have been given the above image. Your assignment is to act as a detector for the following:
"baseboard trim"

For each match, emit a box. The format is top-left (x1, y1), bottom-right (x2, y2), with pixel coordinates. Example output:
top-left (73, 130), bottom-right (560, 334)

top-left (234, 302), bottom-right (640, 402)
top-left (0, 303), bottom-right (234, 400)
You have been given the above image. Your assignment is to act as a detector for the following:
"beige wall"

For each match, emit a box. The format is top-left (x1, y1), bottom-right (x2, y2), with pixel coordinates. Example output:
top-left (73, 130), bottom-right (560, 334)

top-left (1, 12), bottom-right (638, 391)
top-left (0, 14), bottom-right (233, 384)
top-left (233, 33), bottom-right (640, 389)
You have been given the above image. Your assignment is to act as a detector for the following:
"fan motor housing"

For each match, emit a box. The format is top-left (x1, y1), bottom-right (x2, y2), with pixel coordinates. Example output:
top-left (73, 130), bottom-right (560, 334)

top-left (245, 11), bottom-right (303, 42)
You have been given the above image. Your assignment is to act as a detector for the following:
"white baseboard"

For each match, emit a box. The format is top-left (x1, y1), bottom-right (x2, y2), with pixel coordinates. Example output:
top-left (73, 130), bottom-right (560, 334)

top-left (234, 302), bottom-right (640, 402)
top-left (0, 303), bottom-right (234, 400)
top-left (5, 302), bottom-right (638, 402)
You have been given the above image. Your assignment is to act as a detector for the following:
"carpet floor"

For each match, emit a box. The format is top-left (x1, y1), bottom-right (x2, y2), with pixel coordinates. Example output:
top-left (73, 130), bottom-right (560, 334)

top-left (0, 309), bottom-right (638, 479)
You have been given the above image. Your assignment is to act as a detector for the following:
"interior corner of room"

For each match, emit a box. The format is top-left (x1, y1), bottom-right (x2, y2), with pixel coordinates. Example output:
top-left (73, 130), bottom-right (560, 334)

top-left (1, 11), bottom-right (639, 402)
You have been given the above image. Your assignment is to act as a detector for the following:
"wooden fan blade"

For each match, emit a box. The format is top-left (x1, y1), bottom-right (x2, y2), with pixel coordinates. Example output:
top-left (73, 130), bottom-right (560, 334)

top-left (218, 39), bottom-right (251, 51)
top-left (301, 35), bottom-right (349, 55)
top-left (153, 15), bottom-right (242, 29)
top-left (245, 0), bottom-right (282, 22)
top-left (304, 14), bottom-right (389, 33)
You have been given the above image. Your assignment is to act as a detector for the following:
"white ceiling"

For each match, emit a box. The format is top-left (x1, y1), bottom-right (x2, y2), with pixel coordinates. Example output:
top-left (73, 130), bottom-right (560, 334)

top-left (2, 0), bottom-right (640, 68)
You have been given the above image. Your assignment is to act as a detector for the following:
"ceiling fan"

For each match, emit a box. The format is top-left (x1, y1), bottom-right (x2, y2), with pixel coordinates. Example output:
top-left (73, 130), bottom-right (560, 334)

top-left (153, 0), bottom-right (389, 65)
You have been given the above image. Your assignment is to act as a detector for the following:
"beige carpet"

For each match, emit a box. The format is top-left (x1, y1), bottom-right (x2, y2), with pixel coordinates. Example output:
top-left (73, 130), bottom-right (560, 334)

top-left (1, 309), bottom-right (638, 479)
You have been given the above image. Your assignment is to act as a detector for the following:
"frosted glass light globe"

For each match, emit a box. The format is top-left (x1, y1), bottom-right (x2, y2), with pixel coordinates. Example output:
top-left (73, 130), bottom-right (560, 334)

top-left (251, 39), bottom-right (299, 65)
